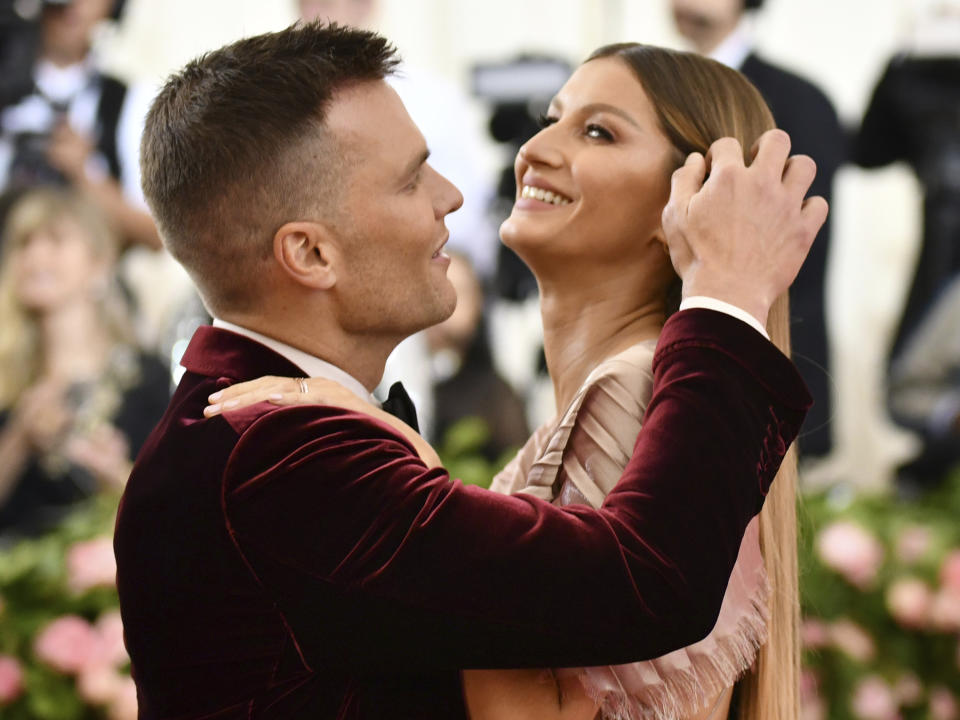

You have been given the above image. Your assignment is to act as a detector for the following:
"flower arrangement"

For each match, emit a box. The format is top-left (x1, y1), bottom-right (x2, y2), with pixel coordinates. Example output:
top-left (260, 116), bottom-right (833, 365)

top-left (800, 469), bottom-right (960, 720)
top-left (0, 493), bottom-right (134, 720)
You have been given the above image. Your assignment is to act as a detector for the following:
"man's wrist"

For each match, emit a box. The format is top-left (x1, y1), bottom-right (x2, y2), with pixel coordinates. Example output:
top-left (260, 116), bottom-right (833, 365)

top-left (679, 296), bottom-right (769, 340)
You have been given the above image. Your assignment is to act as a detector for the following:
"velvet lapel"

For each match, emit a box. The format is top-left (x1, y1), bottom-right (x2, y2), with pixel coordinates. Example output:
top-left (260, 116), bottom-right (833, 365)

top-left (180, 325), bottom-right (307, 382)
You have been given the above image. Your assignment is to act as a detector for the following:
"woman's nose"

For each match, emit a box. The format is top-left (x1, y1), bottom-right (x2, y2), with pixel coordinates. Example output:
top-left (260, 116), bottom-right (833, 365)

top-left (518, 128), bottom-right (564, 169)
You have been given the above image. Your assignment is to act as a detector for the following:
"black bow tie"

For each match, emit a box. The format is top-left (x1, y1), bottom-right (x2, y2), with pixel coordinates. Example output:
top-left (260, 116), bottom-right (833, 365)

top-left (380, 381), bottom-right (420, 433)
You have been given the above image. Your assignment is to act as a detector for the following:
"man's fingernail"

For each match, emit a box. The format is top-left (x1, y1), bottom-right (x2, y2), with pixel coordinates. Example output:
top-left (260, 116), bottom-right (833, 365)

top-left (209, 391), bottom-right (223, 401)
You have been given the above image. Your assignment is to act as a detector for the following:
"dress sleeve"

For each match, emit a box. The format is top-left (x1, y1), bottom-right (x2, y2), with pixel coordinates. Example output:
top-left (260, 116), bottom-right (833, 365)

top-left (221, 310), bottom-right (808, 673)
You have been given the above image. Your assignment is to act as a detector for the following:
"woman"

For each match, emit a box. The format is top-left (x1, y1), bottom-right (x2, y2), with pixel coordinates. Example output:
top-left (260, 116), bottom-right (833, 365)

top-left (206, 44), bottom-right (799, 720)
top-left (0, 188), bottom-right (171, 538)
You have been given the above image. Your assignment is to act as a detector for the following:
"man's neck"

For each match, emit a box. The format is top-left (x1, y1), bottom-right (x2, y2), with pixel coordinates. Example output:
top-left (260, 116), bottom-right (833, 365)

top-left (214, 314), bottom-right (395, 394)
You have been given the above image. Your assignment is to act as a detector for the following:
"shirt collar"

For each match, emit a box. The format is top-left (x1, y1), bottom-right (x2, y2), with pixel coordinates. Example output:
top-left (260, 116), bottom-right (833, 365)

top-left (211, 319), bottom-right (376, 403)
top-left (709, 17), bottom-right (754, 70)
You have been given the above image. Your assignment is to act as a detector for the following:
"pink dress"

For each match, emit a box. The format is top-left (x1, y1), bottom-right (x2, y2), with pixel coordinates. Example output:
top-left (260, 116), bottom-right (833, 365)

top-left (490, 340), bottom-right (769, 720)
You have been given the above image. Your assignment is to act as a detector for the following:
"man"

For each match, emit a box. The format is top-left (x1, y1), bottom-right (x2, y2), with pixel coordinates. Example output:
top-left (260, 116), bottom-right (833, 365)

top-left (0, 0), bottom-right (160, 250)
top-left (114, 22), bottom-right (824, 719)
top-left (888, 273), bottom-right (960, 488)
top-left (672, 0), bottom-right (846, 459)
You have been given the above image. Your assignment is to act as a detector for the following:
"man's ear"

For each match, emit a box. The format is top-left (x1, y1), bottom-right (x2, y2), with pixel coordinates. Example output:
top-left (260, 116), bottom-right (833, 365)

top-left (273, 221), bottom-right (338, 290)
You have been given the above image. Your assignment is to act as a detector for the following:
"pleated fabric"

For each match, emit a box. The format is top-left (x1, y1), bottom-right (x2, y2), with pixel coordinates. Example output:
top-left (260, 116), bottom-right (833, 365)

top-left (491, 340), bottom-right (769, 720)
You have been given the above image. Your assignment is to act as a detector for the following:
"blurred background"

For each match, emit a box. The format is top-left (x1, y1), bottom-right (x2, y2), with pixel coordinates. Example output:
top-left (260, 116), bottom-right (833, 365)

top-left (0, 0), bottom-right (957, 717)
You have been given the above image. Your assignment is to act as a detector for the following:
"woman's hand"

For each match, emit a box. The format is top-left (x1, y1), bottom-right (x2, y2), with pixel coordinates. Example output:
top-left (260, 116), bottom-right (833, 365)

top-left (65, 424), bottom-right (133, 490)
top-left (204, 375), bottom-right (367, 417)
top-left (204, 376), bottom-right (442, 468)
top-left (12, 380), bottom-right (72, 452)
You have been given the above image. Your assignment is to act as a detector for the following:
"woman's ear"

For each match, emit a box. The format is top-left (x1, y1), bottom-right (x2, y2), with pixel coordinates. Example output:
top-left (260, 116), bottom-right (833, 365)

top-left (651, 226), bottom-right (670, 258)
top-left (273, 221), bottom-right (337, 290)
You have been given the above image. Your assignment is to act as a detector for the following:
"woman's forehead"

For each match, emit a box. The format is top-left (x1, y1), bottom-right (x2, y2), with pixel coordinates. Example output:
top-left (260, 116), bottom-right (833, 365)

top-left (552, 58), bottom-right (652, 116)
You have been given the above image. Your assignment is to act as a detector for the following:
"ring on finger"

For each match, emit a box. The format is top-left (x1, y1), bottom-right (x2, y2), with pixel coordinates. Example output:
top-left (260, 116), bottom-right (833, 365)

top-left (296, 377), bottom-right (308, 394)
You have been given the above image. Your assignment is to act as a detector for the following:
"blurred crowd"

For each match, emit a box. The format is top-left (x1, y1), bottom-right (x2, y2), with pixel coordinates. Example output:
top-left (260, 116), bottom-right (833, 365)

top-left (0, 0), bottom-right (957, 712)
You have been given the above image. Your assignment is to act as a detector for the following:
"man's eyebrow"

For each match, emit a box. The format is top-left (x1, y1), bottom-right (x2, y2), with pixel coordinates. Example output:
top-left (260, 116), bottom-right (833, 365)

top-left (549, 98), bottom-right (641, 129)
top-left (400, 147), bottom-right (431, 180)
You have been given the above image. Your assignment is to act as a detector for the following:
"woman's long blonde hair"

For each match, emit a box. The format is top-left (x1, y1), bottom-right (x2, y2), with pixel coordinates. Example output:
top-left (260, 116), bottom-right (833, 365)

top-left (0, 188), bottom-right (129, 409)
top-left (586, 44), bottom-right (800, 720)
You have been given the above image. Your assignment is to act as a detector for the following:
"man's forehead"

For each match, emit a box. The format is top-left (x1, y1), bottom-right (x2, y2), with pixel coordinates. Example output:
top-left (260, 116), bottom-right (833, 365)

top-left (324, 80), bottom-right (425, 169)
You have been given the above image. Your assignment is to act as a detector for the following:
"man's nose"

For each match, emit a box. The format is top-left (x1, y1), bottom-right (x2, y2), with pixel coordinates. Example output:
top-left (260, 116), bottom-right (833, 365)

top-left (433, 167), bottom-right (463, 218)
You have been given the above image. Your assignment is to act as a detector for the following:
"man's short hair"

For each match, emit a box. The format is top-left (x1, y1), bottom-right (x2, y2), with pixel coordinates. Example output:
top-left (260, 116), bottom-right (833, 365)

top-left (141, 22), bottom-right (399, 314)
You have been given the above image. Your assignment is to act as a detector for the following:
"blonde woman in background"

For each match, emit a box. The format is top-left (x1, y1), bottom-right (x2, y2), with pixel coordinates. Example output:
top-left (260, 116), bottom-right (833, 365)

top-left (208, 43), bottom-right (802, 720)
top-left (0, 189), bottom-right (170, 538)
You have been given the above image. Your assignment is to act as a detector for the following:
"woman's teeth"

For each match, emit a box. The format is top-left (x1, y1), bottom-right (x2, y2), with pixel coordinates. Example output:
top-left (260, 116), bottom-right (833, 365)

top-left (521, 185), bottom-right (571, 206)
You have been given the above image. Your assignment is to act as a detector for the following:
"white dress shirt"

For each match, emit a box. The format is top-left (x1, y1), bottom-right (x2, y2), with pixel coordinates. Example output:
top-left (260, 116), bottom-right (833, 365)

top-left (211, 319), bottom-right (377, 403)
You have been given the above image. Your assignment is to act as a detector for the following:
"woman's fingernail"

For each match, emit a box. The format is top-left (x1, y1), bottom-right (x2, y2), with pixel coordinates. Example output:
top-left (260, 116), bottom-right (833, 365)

top-left (209, 391), bottom-right (222, 401)
top-left (223, 400), bottom-right (238, 409)
top-left (205, 403), bottom-right (221, 415)
top-left (269, 394), bottom-right (283, 401)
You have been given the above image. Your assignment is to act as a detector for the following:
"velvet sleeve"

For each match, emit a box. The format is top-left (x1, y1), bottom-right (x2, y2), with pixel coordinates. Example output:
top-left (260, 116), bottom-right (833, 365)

top-left (221, 310), bottom-right (810, 672)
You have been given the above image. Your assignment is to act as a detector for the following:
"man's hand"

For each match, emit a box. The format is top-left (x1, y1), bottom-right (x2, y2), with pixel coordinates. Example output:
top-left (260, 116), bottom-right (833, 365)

top-left (661, 129), bottom-right (829, 328)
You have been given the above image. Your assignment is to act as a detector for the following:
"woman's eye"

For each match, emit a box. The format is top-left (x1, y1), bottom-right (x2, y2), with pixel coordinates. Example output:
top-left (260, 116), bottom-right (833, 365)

top-left (585, 124), bottom-right (613, 141)
top-left (537, 113), bottom-right (559, 129)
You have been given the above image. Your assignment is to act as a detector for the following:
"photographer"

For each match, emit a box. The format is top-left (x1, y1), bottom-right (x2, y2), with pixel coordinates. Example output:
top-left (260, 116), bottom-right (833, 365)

top-left (0, 0), bottom-right (159, 251)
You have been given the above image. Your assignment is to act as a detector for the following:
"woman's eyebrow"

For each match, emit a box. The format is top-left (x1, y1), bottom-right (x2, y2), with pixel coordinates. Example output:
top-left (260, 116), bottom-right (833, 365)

top-left (550, 98), bottom-right (640, 129)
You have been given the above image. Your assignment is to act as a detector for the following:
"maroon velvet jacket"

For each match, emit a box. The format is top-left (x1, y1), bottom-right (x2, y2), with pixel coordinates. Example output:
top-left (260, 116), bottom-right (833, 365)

top-left (114, 309), bottom-right (810, 719)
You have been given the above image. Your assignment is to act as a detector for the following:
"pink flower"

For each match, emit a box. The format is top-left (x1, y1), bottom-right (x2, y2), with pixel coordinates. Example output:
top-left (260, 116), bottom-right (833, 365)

top-left (885, 577), bottom-right (933, 629)
top-left (930, 687), bottom-right (960, 720)
top-left (94, 611), bottom-right (128, 668)
top-left (801, 618), bottom-right (830, 648)
top-left (800, 668), bottom-right (826, 720)
top-left (0, 655), bottom-right (24, 704)
top-left (77, 665), bottom-right (125, 705)
top-left (108, 676), bottom-right (138, 720)
top-left (893, 673), bottom-right (923, 705)
top-left (829, 618), bottom-right (877, 662)
top-left (66, 537), bottom-right (117, 593)
top-left (816, 521), bottom-right (884, 589)
top-left (940, 550), bottom-right (960, 594)
top-left (895, 526), bottom-right (933, 565)
top-left (930, 589), bottom-right (960, 631)
top-left (33, 615), bottom-right (100, 674)
top-left (851, 675), bottom-right (898, 720)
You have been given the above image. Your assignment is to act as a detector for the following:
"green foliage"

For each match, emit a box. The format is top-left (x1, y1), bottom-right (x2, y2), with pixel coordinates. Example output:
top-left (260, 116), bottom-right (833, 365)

top-left (436, 416), bottom-right (516, 489)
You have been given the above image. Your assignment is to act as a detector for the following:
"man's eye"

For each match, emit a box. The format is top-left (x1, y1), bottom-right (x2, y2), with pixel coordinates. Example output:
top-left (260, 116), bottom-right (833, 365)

top-left (586, 124), bottom-right (613, 141)
top-left (537, 113), bottom-right (559, 128)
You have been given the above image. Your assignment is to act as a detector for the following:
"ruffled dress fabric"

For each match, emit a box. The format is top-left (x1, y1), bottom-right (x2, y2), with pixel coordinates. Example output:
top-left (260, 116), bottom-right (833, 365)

top-left (490, 340), bottom-right (770, 720)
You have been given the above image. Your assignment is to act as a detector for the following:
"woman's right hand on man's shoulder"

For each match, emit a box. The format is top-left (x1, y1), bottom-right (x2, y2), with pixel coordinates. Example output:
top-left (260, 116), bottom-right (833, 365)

top-left (203, 376), bottom-right (442, 468)
top-left (204, 375), bottom-right (370, 418)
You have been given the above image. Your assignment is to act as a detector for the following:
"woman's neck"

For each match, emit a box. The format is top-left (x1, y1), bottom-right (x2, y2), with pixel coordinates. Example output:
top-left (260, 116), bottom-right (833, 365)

top-left (41, 301), bottom-right (111, 382)
top-left (539, 271), bottom-right (667, 413)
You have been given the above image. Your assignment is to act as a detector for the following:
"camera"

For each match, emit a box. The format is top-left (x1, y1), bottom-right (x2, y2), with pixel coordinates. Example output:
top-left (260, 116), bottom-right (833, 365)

top-left (472, 55), bottom-right (572, 300)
